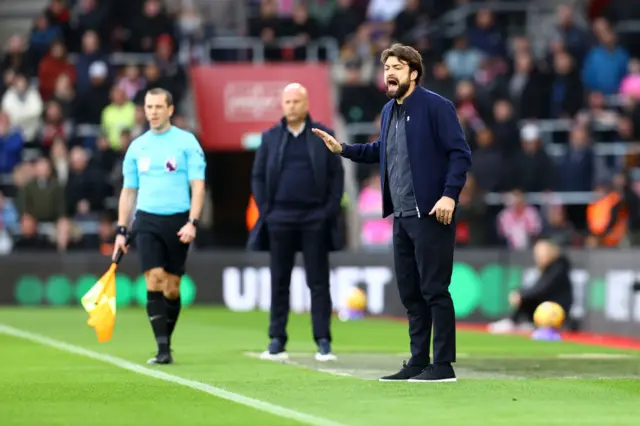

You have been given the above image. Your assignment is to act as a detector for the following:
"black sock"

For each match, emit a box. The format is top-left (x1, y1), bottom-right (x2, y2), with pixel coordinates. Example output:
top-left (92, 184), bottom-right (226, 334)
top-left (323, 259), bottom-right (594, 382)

top-left (165, 296), bottom-right (181, 346)
top-left (146, 291), bottom-right (169, 354)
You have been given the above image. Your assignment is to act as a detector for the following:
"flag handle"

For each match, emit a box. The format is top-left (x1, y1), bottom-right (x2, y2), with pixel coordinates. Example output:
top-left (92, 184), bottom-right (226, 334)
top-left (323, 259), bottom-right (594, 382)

top-left (113, 234), bottom-right (133, 266)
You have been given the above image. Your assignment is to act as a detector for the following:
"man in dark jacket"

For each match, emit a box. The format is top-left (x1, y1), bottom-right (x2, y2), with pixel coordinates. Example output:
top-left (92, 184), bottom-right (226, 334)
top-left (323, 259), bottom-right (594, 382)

top-left (314, 43), bottom-right (472, 382)
top-left (249, 83), bottom-right (344, 363)
top-left (488, 239), bottom-right (574, 333)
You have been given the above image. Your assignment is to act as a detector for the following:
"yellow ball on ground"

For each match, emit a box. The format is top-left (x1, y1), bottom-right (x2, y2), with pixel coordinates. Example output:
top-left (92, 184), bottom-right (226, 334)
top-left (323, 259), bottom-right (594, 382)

top-left (533, 301), bottom-right (566, 329)
top-left (345, 288), bottom-right (367, 311)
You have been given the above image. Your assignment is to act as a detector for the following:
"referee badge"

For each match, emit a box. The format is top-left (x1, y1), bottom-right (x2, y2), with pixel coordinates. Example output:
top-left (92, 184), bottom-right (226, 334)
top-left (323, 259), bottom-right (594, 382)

top-left (139, 157), bottom-right (151, 172)
top-left (165, 157), bottom-right (177, 172)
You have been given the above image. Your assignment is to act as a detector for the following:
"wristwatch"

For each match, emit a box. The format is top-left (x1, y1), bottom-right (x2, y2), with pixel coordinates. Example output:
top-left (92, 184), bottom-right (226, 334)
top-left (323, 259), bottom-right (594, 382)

top-left (188, 218), bottom-right (199, 228)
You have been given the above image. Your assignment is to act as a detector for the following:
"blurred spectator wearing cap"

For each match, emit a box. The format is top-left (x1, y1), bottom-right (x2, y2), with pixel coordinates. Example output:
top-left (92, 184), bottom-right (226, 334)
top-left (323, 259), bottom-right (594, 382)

top-left (74, 30), bottom-right (111, 96)
top-left (0, 112), bottom-right (24, 176)
top-left (101, 86), bottom-right (135, 150)
top-left (510, 124), bottom-right (555, 192)
top-left (74, 61), bottom-right (110, 125)
top-left (129, 0), bottom-right (174, 52)
top-left (582, 23), bottom-right (629, 95)
top-left (497, 188), bottom-right (543, 250)
top-left (37, 40), bottom-right (75, 101)
top-left (1, 74), bottom-right (43, 143)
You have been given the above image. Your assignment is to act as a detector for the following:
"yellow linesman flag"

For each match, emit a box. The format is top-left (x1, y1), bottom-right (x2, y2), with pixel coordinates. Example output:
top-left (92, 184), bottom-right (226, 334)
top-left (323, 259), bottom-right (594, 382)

top-left (81, 263), bottom-right (117, 343)
top-left (81, 236), bottom-right (129, 343)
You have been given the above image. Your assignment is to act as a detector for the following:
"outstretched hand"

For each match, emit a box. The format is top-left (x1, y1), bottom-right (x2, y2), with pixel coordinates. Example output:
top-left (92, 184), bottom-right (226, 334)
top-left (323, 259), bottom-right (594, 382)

top-left (312, 128), bottom-right (342, 154)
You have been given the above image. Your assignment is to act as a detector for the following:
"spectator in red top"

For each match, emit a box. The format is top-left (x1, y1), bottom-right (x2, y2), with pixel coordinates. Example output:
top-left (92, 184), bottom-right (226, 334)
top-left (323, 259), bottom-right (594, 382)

top-left (37, 40), bottom-right (76, 101)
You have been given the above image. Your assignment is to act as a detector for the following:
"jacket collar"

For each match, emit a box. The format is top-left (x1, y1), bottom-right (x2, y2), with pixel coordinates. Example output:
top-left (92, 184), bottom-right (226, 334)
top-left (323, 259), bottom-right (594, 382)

top-left (280, 114), bottom-right (312, 129)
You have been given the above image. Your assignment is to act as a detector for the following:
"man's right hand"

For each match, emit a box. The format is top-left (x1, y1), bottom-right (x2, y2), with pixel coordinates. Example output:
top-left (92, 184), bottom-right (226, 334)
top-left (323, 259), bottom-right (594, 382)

top-left (112, 234), bottom-right (129, 261)
top-left (312, 128), bottom-right (342, 154)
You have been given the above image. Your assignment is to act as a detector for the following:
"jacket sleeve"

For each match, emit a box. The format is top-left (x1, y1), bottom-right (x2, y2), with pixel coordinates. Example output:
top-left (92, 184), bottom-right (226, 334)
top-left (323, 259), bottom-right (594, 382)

top-left (251, 132), bottom-right (268, 212)
top-left (326, 128), bottom-right (345, 216)
top-left (339, 107), bottom-right (385, 164)
top-left (340, 140), bottom-right (381, 164)
top-left (435, 98), bottom-right (472, 202)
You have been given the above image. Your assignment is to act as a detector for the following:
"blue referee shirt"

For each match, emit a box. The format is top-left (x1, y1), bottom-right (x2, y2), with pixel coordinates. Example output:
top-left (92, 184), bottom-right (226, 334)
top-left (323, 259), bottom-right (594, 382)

top-left (122, 126), bottom-right (206, 215)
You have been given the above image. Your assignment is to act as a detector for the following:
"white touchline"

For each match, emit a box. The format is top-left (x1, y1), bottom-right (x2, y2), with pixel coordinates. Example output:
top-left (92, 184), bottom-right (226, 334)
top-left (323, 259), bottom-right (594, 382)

top-left (0, 325), bottom-right (345, 426)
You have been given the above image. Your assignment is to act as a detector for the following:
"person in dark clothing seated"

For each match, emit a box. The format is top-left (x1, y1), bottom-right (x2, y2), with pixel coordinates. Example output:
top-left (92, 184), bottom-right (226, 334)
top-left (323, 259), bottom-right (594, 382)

top-left (488, 239), bottom-right (574, 333)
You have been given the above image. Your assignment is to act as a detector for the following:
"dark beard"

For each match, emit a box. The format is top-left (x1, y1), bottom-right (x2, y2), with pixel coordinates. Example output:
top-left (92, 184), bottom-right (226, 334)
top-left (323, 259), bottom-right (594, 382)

top-left (385, 81), bottom-right (411, 99)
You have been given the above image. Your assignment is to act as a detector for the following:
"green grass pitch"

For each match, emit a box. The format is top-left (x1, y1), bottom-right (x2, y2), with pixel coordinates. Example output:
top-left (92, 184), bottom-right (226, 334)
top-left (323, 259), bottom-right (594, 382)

top-left (1, 307), bottom-right (639, 426)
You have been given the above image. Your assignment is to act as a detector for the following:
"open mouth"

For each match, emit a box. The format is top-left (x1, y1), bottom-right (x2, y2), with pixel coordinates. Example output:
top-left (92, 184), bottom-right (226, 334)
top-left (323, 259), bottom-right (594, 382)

top-left (387, 78), bottom-right (398, 89)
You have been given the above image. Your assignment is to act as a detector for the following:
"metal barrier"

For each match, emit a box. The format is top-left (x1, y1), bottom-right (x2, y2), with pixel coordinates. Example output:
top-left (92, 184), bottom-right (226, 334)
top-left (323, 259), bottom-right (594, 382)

top-left (203, 36), bottom-right (340, 63)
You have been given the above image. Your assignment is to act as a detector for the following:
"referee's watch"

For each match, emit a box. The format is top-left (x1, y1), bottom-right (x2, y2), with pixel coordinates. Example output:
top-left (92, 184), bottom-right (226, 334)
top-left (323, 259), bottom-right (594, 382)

top-left (187, 218), bottom-right (199, 228)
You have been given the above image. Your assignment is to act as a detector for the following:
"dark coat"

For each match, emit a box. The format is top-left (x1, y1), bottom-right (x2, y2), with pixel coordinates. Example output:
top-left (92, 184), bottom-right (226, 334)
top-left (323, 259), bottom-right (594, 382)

top-left (341, 86), bottom-right (472, 218)
top-left (247, 115), bottom-right (345, 251)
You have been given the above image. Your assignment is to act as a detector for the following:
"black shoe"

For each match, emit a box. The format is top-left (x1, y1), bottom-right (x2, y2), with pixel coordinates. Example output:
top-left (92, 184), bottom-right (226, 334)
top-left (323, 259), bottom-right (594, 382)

top-left (408, 363), bottom-right (456, 383)
top-left (379, 361), bottom-right (426, 382)
top-left (147, 352), bottom-right (173, 365)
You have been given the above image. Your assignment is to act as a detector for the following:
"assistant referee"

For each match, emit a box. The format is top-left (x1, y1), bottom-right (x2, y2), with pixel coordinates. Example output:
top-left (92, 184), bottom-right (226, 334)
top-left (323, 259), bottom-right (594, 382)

top-left (113, 87), bottom-right (206, 365)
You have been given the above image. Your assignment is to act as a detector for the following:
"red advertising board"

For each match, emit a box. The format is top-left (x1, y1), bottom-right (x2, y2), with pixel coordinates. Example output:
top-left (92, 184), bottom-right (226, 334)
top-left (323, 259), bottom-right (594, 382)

top-left (190, 63), bottom-right (335, 151)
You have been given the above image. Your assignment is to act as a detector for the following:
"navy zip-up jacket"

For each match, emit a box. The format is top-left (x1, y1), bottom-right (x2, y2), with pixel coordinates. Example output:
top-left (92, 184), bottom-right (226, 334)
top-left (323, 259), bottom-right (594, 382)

top-left (341, 86), bottom-right (472, 218)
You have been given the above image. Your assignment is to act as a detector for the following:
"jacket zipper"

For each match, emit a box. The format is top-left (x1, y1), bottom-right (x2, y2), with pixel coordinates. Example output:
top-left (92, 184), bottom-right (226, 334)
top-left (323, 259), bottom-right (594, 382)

top-left (396, 112), bottom-right (420, 218)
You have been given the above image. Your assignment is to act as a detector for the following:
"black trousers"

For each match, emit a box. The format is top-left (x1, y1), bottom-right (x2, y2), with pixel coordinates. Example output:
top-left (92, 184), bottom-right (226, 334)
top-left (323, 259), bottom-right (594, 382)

top-left (267, 222), bottom-right (332, 345)
top-left (393, 215), bottom-right (456, 366)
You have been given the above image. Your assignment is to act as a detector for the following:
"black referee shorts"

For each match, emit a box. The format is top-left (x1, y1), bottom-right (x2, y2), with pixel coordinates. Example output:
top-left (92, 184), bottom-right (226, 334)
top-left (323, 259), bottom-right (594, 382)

top-left (132, 210), bottom-right (190, 277)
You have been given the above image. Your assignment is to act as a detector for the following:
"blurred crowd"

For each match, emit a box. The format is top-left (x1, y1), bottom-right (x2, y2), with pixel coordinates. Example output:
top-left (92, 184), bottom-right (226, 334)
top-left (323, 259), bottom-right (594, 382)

top-left (0, 0), bottom-right (194, 253)
top-left (1, 0), bottom-right (640, 253)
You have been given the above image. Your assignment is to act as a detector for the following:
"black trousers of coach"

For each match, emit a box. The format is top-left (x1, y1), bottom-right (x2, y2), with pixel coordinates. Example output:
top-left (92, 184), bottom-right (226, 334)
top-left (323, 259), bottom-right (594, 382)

top-left (267, 221), bottom-right (332, 345)
top-left (393, 215), bottom-right (456, 366)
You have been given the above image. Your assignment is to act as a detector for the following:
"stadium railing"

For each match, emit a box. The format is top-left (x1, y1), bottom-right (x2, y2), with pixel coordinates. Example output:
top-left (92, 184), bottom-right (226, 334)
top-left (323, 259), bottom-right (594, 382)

top-left (201, 36), bottom-right (340, 63)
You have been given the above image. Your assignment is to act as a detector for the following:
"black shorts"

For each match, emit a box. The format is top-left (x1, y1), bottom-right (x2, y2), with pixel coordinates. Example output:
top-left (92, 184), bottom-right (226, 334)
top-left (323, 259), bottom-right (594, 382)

top-left (132, 210), bottom-right (190, 276)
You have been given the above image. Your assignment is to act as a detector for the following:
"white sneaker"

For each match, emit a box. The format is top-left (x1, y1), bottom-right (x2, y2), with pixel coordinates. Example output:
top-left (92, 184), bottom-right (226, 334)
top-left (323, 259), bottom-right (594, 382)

top-left (315, 339), bottom-right (337, 362)
top-left (487, 318), bottom-right (516, 334)
top-left (315, 352), bottom-right (338, 362)
top-left (259, 350), bottom-right (289, 361)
